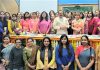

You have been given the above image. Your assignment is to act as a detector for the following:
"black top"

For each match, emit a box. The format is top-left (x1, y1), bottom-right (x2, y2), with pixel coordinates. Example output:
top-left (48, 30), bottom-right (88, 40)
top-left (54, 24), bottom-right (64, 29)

top-left (9, 46), bottom-right (24, 69)
top-left (0, 44), bottom-right (5, 63)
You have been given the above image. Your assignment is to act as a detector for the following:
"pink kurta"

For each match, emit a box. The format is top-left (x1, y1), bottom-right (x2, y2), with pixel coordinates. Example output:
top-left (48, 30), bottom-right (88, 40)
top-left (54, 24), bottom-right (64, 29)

top-left (29, 19), bottom-right (39, 33)
top-left (84, 18), bottom-right (94, 34)
top-left (20, 19), bottom-right (31, 32)
top-left (92, 17), bottom-right (100, 35)
top-left (38, 20), bottom-right (51, 34)
top-left (72, 19), bottom-right (84, 34)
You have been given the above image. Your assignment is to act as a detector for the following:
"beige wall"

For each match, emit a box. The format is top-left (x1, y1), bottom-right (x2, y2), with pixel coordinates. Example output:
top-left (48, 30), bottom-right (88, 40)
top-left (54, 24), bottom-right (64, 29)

top-left (0, 0), bottom-right (18, 14)
top-left (58, 4), bottom-right (98, 12)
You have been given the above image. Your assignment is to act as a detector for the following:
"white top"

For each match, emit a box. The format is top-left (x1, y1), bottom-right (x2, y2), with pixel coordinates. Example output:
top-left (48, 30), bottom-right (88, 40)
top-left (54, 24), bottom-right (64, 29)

top-left (53, 17), bottom-right (69, 34)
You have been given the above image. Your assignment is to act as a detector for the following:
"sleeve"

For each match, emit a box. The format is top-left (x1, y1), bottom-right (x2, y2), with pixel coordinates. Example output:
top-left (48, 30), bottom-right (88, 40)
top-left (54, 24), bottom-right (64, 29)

top-left (72, 20), bottom-right (77, 31)
top-left (75, 46), bottom-right (80, 58)
top-left (0, 50), bottom-right (2, 60)
top-left (8, 20), bottom-right (15, 34)
top-left (0, 28), bottom-right (3, 33)
top-left (18, 22), bottom-right (22, 29)
top-left (0, 45), bottom-right (3, 60)
top-left (92, 22), bottom-right (98, 34)
top-left (81, 20), bottom-right (84, 34)
top-left (9, 48), bottom-right (14, 69)
top-left (36, 50), bottom-right (44, 69)
top-left (46, 20), bottom-right (51, 34)
top-left (20, 19), bottom-right (24, 31)
top-left (38, 22), bottom-right (41, 34)
top-left (1, 48), bottom-right (5, 59)
top-left (20, 19), bottom-right (23, 27)
top-left (28, 20), bottom-right (32, 32)
top-left (91, 48), bottom-right (95, 57)
top-left (69, 44), bottom-right (75, 62)
top-left (48, 49), bottom-right (56, 68)
top-left (55, 46), bottom-right (62, 65)
top-left (0, 22), bottom-right (3, 33)
top-left (23, 48), bottom-right (28, 65)
top-left (64, 18), bottom-right (69, 28)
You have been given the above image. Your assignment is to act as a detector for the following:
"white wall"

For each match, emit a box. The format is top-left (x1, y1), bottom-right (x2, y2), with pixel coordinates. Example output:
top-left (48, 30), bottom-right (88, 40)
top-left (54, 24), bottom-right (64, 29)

top-left (20, 0), bottom-right (58, 13)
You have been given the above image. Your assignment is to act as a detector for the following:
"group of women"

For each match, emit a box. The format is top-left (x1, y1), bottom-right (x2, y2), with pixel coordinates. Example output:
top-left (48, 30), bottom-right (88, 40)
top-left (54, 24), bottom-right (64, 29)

top-left (0, 10), bottom-right (100, 37)
top-left (0, 34), bottom-right (99, 70)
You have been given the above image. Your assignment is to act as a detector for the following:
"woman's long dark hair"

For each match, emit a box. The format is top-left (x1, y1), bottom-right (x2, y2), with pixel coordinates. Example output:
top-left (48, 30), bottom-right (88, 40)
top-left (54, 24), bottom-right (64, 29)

top-left (88, 11), bottom-right (94, 19)
top-left (23, 12), bottom-right (30, 20)
top-left (59, 34), bottom-right (72, 56)
top-left (49, 10), bottom-right (56, 20)
top-left (41, 37), bottom-right (52, 50)
top-left (39, 11), bottom-right (48, 22)
top-left (81, 35), bottom-right (90, 46)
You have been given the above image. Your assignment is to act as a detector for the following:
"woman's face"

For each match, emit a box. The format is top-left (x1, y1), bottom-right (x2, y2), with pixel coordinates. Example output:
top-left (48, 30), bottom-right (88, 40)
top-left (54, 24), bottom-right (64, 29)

top-left (61, 37), bottom-right (67, 45)
top-left (75, 13), bottom-right (80, 20)
top-left (27, 39), bottom-right (33, 47)
top-left (50, 15), bottom-right (55, 20)
top-left (3, 37), bottom-right (10, 44)
top-left (32, 13), bottom-right (37, 18)
top-left (37, 11), bottom-right (40, 17)
top-left (88, 12), bottom-right (92, 17)
top-left (12, 15), bottom-right (17, 21)
top-left (50, 11), bottom-right (54, 16)
top-left (16, 40), bottom-right (21, 47)
top-left (58, 11), bottom-right (63, 17)
top-left (95, 11), bottom-right (99, 16)
top-left (5, 12), bottom-right (10, 19)
top-left (0, 11), bottom-right (5, 18)
top-left (84, 12), bottom-right (88, 17)
top-left (81, 37), bottom-right (88, 46)
top-left (43, 38), bottom-right (50, 47)
top-left (17, 13), bottom-right (22, 19)
top-left (42, 12), bottom-right (46, 18)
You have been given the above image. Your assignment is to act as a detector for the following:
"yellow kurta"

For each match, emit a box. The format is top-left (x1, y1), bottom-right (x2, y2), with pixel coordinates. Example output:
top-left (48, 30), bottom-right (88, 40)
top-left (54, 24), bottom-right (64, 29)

top-left (8, 20), bottom-right (22, 34)
top-left (36, 49), bottom-right (56, 70)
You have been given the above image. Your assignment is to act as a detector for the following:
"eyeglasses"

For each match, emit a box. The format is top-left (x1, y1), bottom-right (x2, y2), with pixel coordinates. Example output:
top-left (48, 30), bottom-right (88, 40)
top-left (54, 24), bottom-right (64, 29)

top-left (16, 42), bottom-right (21, 43)
top-left (27, 41), bottom-right (33, 43)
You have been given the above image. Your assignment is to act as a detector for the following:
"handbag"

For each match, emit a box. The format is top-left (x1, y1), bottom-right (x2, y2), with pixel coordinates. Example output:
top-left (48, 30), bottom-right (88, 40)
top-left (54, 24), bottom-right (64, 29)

top-left (90, 47), bottom-right (95, 70)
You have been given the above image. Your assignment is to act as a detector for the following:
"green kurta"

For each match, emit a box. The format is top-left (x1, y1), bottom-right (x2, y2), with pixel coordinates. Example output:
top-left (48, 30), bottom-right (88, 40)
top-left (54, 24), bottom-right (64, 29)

top-left (23, 47), bottom-right (32, 70)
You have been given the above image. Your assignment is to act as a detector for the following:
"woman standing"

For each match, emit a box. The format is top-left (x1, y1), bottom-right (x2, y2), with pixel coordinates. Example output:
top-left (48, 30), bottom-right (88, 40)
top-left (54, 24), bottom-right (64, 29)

top-left (55, 34), bottom-right (74, 70)
top-left (72, 12), bottom-right (84, 34)
top-left (38, 11), bottom-right (51, 34)
top-left (1, 35), bottom-right (14, 70)
top-left (23, 38), bottom-right (39, 70)
top-left (85, 11), bottom-right (94, 35)
top-left (0, 35), bottom-right (11, 70)
top-left (30, 12), bottom-right (39, 33)
top-left (49, 10), bottom-right (56, 34)
top-left (20, 12), bottom-right (31, 33)
top-left (0, 11), bottom-right (8, 43)
top-left (75, 35), bottom-right (95, 70)
top-left (8, 14), bottom-right (22, 35)
top-left (36, 37), bottom-right (56, 70)
top-left (92, 10), bottom-right (100, 35)
top-left (9, 39), bottom-right (24, 70)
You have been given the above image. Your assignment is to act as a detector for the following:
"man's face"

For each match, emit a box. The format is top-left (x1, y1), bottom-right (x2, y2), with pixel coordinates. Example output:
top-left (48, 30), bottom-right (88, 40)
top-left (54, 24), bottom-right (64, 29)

top-left (58, 11), bottom-right (63, 17)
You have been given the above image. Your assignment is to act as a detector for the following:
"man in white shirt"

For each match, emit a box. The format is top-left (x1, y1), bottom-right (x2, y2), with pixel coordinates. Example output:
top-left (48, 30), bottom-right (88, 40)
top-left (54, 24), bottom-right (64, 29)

top-left (53, 10), bottom-right (69, 34)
